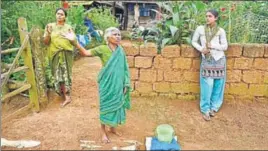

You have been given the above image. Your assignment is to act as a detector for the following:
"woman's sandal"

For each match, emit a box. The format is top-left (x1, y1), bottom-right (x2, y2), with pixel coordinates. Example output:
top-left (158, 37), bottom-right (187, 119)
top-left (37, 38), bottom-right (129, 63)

top-left (202, 113), bottom-right (211, 121)
top-left (209, 110), bottom-right (216, 117)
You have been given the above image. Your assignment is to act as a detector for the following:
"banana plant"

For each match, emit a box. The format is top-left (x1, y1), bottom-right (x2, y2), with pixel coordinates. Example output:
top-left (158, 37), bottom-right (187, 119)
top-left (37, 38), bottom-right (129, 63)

top-left (151, 2), bottom-right (207, 48)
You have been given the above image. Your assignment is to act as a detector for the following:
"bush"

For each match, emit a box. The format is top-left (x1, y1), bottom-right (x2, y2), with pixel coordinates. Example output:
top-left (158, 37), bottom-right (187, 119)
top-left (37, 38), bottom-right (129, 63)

top-left (1, 1), bottom-right (61, 49)
top-left (85, 7), bottom-right (119, 33)
top-left (1, 1), bottom-right (88, 81)
top-left (135, 1), bottom-right (267, 53)
top-left (121, 31), bottom-right (132, 40)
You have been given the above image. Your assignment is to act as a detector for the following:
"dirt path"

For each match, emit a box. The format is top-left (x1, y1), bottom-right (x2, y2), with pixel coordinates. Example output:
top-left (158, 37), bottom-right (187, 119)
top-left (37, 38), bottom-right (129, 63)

top-left (1, 57), bottom-right (268, 150)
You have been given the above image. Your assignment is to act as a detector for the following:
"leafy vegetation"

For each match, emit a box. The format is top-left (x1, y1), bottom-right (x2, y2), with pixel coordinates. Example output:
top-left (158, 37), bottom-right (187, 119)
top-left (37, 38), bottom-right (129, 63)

top-left (66, 5), bottom-right (88, 35)
top-left (81, 7), bottom-right (120, 49)
top-left (1, 1), bottom-right (87, 81)
top-left (131, 1), bottom-right (207, 53)
top-left (1, 1), bottom-right (267, 57)
top-left (130, 1), bottom-right (268, 53)
top-left (1, 1), bottom-right (90, 49)
top-left (86, 7), bottom-right (119, 33)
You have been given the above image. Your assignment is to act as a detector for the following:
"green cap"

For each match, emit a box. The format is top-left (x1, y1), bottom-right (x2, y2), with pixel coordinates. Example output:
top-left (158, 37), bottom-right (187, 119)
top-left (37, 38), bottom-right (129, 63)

top-left (155, 124), bottom-right (175, 143)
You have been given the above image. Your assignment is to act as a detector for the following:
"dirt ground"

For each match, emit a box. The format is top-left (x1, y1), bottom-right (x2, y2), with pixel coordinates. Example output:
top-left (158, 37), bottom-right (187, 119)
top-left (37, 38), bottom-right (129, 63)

top-left (1, 57), bottom-right (268, 150)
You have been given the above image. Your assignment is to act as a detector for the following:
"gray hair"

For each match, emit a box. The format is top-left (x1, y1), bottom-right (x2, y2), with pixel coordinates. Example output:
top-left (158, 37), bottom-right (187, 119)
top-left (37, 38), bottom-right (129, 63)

top-left (104, 27), bottom-right (121, 43)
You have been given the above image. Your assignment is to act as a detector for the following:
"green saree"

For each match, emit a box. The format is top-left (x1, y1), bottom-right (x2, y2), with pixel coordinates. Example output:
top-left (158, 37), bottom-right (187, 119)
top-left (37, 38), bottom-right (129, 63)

top-left (92, 45), bottom-right (131, 127)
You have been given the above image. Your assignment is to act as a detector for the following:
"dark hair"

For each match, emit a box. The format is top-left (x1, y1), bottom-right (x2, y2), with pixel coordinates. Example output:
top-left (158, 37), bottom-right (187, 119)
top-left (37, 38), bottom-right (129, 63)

top-left (207, 9), bottom-right (219, 18)
top-left (55, 8), bottom-right (67, 17)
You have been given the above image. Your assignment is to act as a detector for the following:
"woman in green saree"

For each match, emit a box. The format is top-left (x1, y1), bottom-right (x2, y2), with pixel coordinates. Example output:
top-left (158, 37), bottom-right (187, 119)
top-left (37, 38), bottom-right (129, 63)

top-left (43, 8), bottom-right (88, 107)
top-left (62, 27), bottom-right (131, 143)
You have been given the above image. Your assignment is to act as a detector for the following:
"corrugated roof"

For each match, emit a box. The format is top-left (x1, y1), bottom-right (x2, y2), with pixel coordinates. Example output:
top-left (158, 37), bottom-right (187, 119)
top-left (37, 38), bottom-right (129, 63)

top-left (96, 0), bottom-right (156, 3)
top-left (68, 1), bottom-right (94, 6)
top-left (96, 1), bottom-right (124, 9)
top-left (67, 1), bottom-right (157, 8)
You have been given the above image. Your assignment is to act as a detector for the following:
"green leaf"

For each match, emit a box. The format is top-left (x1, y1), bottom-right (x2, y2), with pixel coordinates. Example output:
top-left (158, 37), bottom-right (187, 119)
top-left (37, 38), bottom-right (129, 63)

top-left (161, 38), bottom-right (171, 50)
top-left (5, 27), bottom-right (12, 36)
top-left (172, 12), bottom-right (180, 25)
top-left (169, 25), bottom-right (178, 37)
top-left (160, 2), bottom-right (173, 14)
top-left (195, 1), bottom-right (207, 11)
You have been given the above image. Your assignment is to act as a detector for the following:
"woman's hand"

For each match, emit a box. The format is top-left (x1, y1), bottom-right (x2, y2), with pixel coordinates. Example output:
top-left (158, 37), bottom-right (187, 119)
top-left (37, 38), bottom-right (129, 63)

top-left (46, 24), bottom-right (53, 35)
top-left (61, 29), bottom-right (76, 42)
top-left (43, 24), bottom-right (52, 45)
top-left (202, 48), bottom-right (210, 55)
top-left (207, 43), bottom-right (212, 49)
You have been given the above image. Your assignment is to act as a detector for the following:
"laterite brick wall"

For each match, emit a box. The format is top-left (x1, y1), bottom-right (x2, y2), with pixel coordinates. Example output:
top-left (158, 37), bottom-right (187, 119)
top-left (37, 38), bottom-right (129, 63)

top-left (121, 40), bottom-right (268, 101)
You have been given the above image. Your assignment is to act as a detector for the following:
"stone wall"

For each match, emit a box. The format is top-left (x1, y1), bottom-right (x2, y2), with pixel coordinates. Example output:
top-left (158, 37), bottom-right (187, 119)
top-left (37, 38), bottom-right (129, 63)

top-left (121, 40), bottom-right (268, 101)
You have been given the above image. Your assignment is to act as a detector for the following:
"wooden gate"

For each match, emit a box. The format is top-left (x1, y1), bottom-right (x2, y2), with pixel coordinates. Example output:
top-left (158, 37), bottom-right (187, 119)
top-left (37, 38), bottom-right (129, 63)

top-left (1, 17), bottom-right (48, 117)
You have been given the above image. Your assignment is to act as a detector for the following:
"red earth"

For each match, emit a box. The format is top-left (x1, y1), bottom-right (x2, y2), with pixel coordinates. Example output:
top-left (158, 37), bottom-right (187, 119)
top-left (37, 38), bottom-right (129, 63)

top-left (1, 57), bottom-right (268, 150)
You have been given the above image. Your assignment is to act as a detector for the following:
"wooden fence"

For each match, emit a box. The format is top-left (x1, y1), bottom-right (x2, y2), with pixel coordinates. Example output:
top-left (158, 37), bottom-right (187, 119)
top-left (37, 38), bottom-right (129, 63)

top-left (1, 17), bottom-right (48, 118)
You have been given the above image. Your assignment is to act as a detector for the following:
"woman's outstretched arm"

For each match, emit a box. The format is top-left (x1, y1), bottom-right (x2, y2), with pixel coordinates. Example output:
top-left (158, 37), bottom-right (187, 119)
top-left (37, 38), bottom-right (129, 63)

top-left (74, 42), bottom-right (93, 57)
top-left (61, 29), bottom-right (93, 57)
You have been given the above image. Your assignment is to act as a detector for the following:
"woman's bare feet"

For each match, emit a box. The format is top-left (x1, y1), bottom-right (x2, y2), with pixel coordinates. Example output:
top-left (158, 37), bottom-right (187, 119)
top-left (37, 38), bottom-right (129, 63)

top-left (61, 95), bottom-right (72, 107)
top-left (101, 124), bottom-right (110, 143)
top-left (109, 127), bottom-right (122, 137)
top-left (101, 133), bottom-right (111, 144)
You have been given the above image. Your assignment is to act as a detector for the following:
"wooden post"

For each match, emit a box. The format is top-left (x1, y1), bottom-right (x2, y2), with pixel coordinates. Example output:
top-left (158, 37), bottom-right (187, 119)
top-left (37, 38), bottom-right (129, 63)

top-left (18, 17), bottom-right (40, 112)
top-left (1, 66), bottom-right (29, 79)
top-left (1, 36), bottom-right (30, 88)
top-left (1, 48), bottom-right (19, 55)
top-left (1, 85), bottom-right (10, 103)
top-left (30, 27), bottom-right (48, 107)
top-left (112, 2), bottom-right (116, 16)
top-left (123, 2), bottom-right (128, 30)
top-left (2, 84), bottom-right (31, 101)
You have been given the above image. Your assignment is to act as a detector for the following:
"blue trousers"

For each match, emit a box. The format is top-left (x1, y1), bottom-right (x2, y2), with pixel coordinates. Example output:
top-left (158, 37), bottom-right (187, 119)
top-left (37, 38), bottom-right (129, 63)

top-left (200, 58), bottom-right (226, 114)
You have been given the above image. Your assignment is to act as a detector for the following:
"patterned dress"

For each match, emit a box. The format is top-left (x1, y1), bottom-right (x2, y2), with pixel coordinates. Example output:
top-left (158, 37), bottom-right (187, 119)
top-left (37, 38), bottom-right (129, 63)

top-left (44, 23), bottom-right (76, 95)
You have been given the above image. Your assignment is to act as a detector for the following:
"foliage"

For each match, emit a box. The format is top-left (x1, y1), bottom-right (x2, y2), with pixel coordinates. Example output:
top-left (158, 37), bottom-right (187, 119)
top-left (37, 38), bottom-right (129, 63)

top-left (208, 1), bottom-right (268, 43)
top-left (130, 25), bottom-right (149, 51)
top-left (86, 7), bottom-right (119, 33)
top-left (156, 1), bottom-right (207, 44)
top-left (1, 1), bottom-right (88, 81)
top-left (1, 1), bottom-right (88, 49)
top-left (130, 25), bottom-right (144, 41)
top-left (76, 7), bottom-right (120, 50)
top-left (1, 1), bottom-right (61, 81)
top-left (66, 5), bottom-right (88, 35)
top-left (1, 1), bottom-right (61, 49)
top-left (135, 1), bottom-right (207, 53)
top-left (121, 31), bottom-right (132, 40)
top-left (244, 1), bottom-right (268, 17)
top-left (132, 1), bottom-right (267, 53)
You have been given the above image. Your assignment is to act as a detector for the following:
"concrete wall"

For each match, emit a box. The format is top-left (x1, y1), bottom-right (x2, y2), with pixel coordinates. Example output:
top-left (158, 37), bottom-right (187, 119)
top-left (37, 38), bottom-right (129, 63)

top-left (121, 40), bottom-right (268, 101)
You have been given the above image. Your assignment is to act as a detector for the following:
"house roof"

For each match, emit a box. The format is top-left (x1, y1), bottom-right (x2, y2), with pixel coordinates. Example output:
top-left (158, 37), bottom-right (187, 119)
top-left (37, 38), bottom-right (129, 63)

top-left (121, 1), bottom-right (157, 4)
top-left (68, 1), bottom-right (124, 9)
top-left (68, 1), bottom-right (94, 6)
top-left (96, 1), bottom-right (124, 9)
